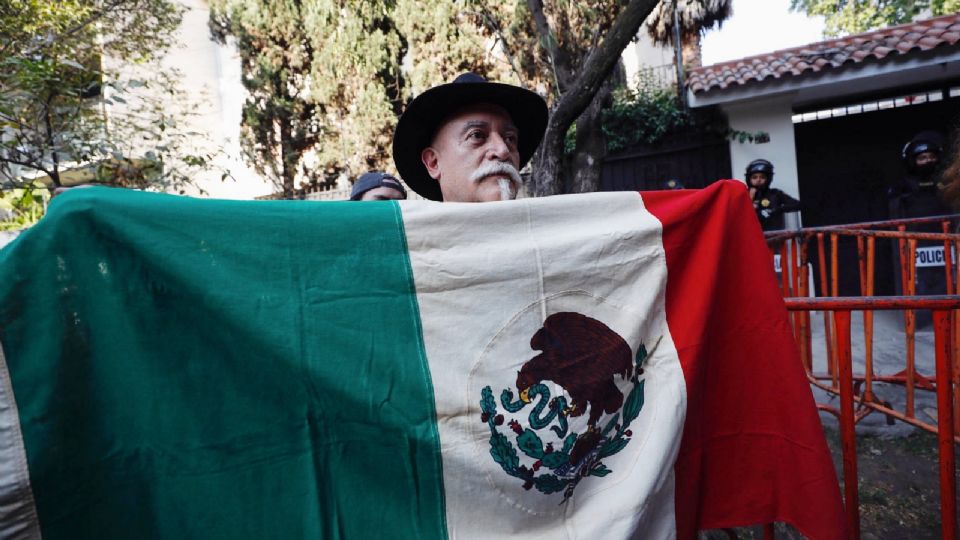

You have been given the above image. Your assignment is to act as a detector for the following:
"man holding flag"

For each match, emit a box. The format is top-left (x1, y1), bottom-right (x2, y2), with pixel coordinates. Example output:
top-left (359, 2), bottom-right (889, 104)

top-left (0, 74), bottom-right (848, 539)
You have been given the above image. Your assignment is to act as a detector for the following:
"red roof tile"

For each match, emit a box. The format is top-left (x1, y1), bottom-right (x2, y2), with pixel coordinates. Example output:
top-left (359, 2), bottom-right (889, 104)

top-left (688, 13), bottom-right (960, 95)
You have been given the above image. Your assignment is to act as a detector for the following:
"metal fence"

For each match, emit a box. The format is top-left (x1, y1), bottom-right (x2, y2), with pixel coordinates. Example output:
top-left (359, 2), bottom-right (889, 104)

top-left (766, 215), bottom-right (960, 540)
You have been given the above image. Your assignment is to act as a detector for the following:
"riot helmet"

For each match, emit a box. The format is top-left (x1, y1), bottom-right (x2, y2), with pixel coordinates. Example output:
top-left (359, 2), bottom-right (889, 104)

top-left (902, 131), bottom-right (944, 178)
top-left (745, 159), bottom-right (774, 190)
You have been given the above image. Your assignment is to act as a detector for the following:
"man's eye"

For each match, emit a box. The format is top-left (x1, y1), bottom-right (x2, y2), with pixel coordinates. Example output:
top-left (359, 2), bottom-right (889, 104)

top-left (468, 130), bottom-right (486, 141)
top-left (505, 133), bottom-right (518, 145)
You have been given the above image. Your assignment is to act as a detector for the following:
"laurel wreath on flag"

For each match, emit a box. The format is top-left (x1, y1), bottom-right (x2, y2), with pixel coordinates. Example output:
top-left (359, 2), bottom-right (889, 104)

top-left (480, 343), bottom-right (648, 502)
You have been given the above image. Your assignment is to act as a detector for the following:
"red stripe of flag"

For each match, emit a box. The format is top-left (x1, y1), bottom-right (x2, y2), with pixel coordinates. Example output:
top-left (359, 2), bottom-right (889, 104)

top-left (642, 181), bottom-right (849, 540)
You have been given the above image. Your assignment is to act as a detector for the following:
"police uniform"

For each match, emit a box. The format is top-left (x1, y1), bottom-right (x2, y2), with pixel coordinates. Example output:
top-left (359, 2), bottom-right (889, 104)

top-left (746, 159), bottom-right (800, 231)
top-left (888, 132), bottom-right (950, 301)
top-left (888, 132), bottom-right (949, 222)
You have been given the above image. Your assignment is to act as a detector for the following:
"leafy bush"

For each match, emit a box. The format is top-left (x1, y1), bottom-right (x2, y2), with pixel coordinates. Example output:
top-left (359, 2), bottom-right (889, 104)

top-left (565, 72), bottom-right (769, 158)
top-left (601, 77), bottom-right (691, 153)
top-left (0, 188), bottom-right (47, 231)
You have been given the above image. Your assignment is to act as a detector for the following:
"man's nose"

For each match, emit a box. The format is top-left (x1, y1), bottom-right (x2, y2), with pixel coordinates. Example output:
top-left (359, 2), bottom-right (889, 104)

top-left (485, 132), bottom-right (512, 161)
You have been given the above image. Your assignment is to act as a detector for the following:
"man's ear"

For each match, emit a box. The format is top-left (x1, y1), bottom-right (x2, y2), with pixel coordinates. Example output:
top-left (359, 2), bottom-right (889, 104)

top-left (421, 147), bottom-right (441, 180)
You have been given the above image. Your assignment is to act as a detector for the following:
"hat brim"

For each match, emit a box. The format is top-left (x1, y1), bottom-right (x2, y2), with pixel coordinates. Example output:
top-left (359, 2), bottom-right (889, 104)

top-left (393, 81), bottom-right (548, 201)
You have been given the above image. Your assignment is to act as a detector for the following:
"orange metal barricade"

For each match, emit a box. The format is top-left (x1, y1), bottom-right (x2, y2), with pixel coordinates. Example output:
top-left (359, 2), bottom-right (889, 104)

top-left (784, 296), bottom-right (960, 540)
top-left (764, 214), bottom-right (960, 540)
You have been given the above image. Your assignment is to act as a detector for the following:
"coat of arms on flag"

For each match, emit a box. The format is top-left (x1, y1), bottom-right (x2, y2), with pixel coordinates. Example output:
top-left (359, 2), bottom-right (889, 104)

top-left (479, 313), bottom-right (650, 501)
top-left (475, 299), bottom-right (659, 504)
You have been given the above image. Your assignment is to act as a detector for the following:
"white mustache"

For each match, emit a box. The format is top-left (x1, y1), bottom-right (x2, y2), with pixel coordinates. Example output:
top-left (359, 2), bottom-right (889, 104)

top-left (469, 161), bottom-right (521, 186)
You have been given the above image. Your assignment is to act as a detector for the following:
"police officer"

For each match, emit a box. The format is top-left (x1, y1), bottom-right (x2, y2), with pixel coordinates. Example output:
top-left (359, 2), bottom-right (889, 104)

top-left (746, 159), bottom-right (800, 231)
top-left (889, 131), bottom-right (951, 302)
top-left (888, 130), bottom-right (949, 220)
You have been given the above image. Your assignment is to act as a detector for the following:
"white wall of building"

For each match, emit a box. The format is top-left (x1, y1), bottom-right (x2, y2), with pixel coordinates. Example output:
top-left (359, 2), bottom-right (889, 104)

top-left (105, 0), bottom-right (271, 199)
top-left (723, 96), bottom-right (801, 201)
top-left (621, 37), bottom-right (676, 90)
top-left (164, 0), bottom-right (272, 199)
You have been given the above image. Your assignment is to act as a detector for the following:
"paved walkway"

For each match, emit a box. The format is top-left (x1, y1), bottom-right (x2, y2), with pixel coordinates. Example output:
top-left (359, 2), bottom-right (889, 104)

top-left (807, 309), bottom-right (940, 437)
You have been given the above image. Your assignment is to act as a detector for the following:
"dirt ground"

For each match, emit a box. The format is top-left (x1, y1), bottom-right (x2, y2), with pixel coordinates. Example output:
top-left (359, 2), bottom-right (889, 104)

top-left (821, 425), bottom-right (951, 540)
top-left (700, 421), bottom-right (953, 539)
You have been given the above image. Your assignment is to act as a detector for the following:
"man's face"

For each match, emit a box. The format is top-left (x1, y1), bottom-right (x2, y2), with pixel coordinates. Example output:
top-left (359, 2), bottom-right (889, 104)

top-left (748, 172), bottom-right (768, 187)
top-left (360, 185), bottom-right (406, 201)
top-left (421, 103), bottom-right (522, 202)
top-left (915, 151), bottom-right (938, 169)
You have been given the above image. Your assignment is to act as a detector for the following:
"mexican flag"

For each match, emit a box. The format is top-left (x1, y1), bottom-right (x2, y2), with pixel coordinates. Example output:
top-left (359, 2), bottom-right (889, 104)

top-left (0, 181), bottom-right (847, 539)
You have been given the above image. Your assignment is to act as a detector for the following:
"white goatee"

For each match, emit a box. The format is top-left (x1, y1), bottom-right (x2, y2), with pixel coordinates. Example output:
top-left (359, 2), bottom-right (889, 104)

top-left (498, 178), bottom-right (515, 201)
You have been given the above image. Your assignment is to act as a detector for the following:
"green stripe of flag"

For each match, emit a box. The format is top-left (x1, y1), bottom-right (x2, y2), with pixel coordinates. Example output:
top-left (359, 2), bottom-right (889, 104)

top-left (0, 189), bottom-right (446, 539)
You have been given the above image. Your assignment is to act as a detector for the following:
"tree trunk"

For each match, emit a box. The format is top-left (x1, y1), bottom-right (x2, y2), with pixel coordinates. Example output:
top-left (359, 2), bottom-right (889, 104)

top-left (682, 32), bottom-right (702, 70)
top-left (529, 123), bottom-right (565, 197)
top-left (42, 92), bottom-right (62, 188)
top-left (528, 0), bottom-right (660, 197)
top-left (279, 115), bottom-right (296, 199)
top-left (570, 76), bottom-right (615, 194)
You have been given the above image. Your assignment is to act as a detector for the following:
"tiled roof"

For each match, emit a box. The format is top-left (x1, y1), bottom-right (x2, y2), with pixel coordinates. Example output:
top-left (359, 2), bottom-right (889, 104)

top-left (688, 13), bottom-right (960, 95)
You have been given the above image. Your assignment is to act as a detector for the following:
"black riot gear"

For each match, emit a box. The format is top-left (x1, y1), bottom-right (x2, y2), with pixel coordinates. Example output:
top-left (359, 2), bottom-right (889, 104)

top-left (889, 130), bottom-right (951, 309)
top-left (745, 159), bottom-right (799, 230)
top-left (901, 131), bottom-right (944, 178)
top-left (745, 159), bottom-right (775, 188)
top-left (891, 130), bottom-right (947, 206)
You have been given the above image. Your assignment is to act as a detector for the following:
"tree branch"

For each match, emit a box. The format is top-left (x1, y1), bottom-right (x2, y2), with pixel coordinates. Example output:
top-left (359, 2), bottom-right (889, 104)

top-left (0, 153), bottom-right (56, 182)
top-left (465, 8), bottom-right (525, 86)
top-left (525, 0), bottom-right (567, 93)
top-left (529, 0), bottom-right (661, 197)
top-left (41, 92), bottom-right (62, 187)
top-left (525, 0), bottom-right (556, 59)
top-left (3, 139), bottom-right (43, 165)
top-left (1, 0), bottom-right (127, 58)
top-left (549, 0), bottom-right (660, 135)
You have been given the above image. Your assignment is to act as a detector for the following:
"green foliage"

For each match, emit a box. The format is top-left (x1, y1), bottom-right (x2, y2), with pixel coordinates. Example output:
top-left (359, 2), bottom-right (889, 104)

top-left (599, 75), bottom-right (770, 153)
top-left (481, 0), bottom-right (733, 194)
top-left (790, 0), bottom-right (959, 37)
top-left (207, 0), bottom-right (732, 196)
top-left (635, 344), bottom-right (647, 365)
top-left (0, 187), bottom-right (46, 230)
top-left (564, 123), bottom-right (578, 155)
top-left (209, 0), bottom-right (511, 197)
top-left (209, 0), bottom-right (320, 197)
top-left (0, 0), bottom-right (179, 61)
top-left (476, 0), bottom-right (627, 101)
top-left (727, 129), bottom-right (771, 144)
top-left (0, 0), bottom-right (229, 195)
top-left (932, 0), bottom-right (960, 12)
top-left (394, 0), bottom-right (503, 98)
top-left (601, 78), bottom-right (691, 153)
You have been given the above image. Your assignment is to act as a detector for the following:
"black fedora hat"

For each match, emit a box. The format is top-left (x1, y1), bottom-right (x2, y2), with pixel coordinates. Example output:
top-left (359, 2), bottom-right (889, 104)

top-left (392, 73), bottom-right (548, 201)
